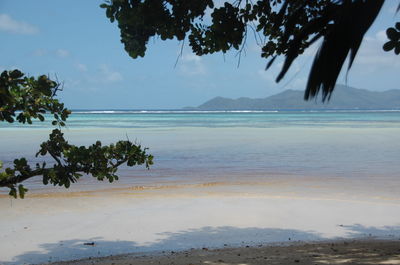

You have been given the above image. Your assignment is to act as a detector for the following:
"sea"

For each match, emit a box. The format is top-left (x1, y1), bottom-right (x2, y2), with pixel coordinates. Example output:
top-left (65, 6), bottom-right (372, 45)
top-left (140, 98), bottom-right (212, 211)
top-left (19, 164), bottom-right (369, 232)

top-left (2, 110), bottom-right (400, 265)
top-left (1, 109), bottom-right (400, 193)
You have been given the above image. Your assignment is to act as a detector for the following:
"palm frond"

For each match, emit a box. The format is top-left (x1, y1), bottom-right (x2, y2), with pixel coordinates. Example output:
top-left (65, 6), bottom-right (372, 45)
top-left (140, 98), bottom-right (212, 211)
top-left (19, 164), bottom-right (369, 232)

top-left (277, 0), bottom-right (384, 101)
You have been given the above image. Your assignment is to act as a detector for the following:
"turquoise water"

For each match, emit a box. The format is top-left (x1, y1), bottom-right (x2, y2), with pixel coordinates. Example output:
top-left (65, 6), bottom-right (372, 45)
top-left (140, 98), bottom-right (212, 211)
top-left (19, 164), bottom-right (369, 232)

top-left (1, 110), bottom-right (400, 191)
top-left (2, 110), bottom-right (400, 129)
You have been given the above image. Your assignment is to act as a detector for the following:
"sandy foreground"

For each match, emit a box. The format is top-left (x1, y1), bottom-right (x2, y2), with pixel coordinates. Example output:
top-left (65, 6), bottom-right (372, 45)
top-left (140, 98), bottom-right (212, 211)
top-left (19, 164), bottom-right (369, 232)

top-left (50, 239), bottom-right (400, 265)
top-left (1, 179), bottom-right (400, 264)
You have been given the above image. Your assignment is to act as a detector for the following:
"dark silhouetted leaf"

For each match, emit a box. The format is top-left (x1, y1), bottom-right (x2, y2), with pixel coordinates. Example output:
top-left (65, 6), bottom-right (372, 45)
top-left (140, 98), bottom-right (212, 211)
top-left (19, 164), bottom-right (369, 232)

top-left (387, 27), bottom-right (399, 40)
top-left (383, 41), bottom-right (395, 51)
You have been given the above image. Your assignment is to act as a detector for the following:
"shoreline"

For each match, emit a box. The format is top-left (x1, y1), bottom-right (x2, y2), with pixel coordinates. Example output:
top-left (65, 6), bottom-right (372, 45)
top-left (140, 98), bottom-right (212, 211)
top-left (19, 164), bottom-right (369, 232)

top-left (1, 110), bottom-right (400, 264)
top-left (2, 186), bottom-right (400, 264)
top-left (48, 238), bottom-right (400, 265)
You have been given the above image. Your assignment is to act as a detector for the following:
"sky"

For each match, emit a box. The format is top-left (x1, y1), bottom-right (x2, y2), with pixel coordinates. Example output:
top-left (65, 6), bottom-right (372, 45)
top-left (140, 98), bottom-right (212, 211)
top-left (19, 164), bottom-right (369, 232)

top-left (0, 0), bottom-right (399, 109)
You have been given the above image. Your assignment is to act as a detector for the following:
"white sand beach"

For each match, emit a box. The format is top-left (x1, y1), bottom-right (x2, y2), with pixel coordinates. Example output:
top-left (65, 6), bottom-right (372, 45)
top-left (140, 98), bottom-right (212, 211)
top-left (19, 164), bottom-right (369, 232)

top-left (1, 177), bottom-right (400, 264)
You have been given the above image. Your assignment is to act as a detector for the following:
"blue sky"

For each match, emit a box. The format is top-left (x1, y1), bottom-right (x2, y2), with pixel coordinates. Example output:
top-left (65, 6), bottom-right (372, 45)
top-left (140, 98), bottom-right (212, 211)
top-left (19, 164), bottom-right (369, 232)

top-left (0, 0), bottom-right (399, 109)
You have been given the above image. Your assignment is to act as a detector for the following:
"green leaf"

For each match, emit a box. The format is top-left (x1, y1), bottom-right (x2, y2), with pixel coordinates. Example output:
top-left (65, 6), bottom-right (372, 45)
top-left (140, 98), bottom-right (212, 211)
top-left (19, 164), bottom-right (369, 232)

top-left (1, 69), bottom-right (153, 198)
top-left (9, 187), bottom-right (17, 199)
top-left (18, 185), bottom-right (27, 199)
top-left (9, 69), bottom-right (23, 78)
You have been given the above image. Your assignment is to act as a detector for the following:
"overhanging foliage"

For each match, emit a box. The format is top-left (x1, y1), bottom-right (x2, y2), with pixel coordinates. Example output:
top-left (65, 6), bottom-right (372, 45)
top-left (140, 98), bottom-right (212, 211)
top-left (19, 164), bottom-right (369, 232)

top-left (0, 70), bottom-right (153, 198)
top-left (101, 0), bottom-right (395, 100)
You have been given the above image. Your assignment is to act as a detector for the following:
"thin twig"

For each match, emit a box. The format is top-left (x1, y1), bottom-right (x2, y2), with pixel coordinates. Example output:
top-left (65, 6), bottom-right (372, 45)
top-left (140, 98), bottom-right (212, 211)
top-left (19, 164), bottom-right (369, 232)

top-left (174, 38), bottom-right (186, 68)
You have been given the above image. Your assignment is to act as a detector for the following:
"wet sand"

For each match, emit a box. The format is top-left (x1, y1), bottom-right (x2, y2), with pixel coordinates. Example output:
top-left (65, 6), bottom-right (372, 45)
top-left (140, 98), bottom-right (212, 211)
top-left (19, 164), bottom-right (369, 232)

top-left (1, 179), bottom-right (400, 264)
top-left (49, 239), bottom-right (400, 265)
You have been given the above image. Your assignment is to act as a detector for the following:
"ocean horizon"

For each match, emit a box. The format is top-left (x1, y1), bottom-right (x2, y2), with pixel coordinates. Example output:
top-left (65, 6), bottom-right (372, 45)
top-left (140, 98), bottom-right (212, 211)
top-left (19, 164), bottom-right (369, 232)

top-left (1, 110), bottom-right (399, 193)
top-left (2, 109), bottom-right (400, 129)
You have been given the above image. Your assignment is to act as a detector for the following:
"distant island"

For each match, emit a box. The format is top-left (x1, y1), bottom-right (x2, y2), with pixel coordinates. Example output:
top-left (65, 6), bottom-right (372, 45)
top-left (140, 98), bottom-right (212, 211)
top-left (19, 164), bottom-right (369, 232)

top-left (185, 85), bottom-right (400, 110)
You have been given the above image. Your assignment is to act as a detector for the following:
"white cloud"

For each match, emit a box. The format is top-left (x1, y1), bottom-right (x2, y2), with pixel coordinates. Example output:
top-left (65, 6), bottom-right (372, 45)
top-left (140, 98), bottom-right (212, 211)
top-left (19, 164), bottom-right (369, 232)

top-left (56, 49), bottom-right (70, 58)
top-left (76, 63), bottom-right (88, 72)
top-left (70, 64), bottom-right (123, 89)
top-left (283, 77), bottom-right (307, 90)
top-left (99, 64), bottom-right (123, 82)
top-left (0, 14), bottom-right (39, 35)
top-left (257, 69), bottom-right (275, 82)
top-left (352, 31), bottom-right (400, 71)
top-left (375, 30), bottom-right (387, 42)
top-left (257, 67), bottom-right (306, 91)
top-left (32, 49), bottom-right (47, 56)
top-left (32, 48), bottom-right (70, 58)
top-left (179, 53), bottom-right (206, 76)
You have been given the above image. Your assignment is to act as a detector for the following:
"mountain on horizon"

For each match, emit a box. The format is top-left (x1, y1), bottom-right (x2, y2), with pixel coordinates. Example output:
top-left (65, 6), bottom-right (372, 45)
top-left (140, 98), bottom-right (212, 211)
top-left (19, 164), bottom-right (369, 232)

top-left (187, 85), bottom-right (400, 110)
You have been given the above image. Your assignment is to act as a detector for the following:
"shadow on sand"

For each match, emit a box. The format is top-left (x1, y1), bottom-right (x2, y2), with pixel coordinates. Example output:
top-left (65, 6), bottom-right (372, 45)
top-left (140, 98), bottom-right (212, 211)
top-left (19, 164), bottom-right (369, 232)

top-left (4, 224), bottom-right (400, 264)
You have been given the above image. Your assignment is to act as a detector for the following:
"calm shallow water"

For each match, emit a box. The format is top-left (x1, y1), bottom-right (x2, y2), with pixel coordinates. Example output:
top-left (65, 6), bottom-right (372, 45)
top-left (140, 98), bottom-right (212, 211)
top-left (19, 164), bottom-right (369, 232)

top-left (2, 110), bottom-right (400, 129)
top-left (1, 110), bottom-right (400, 191)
